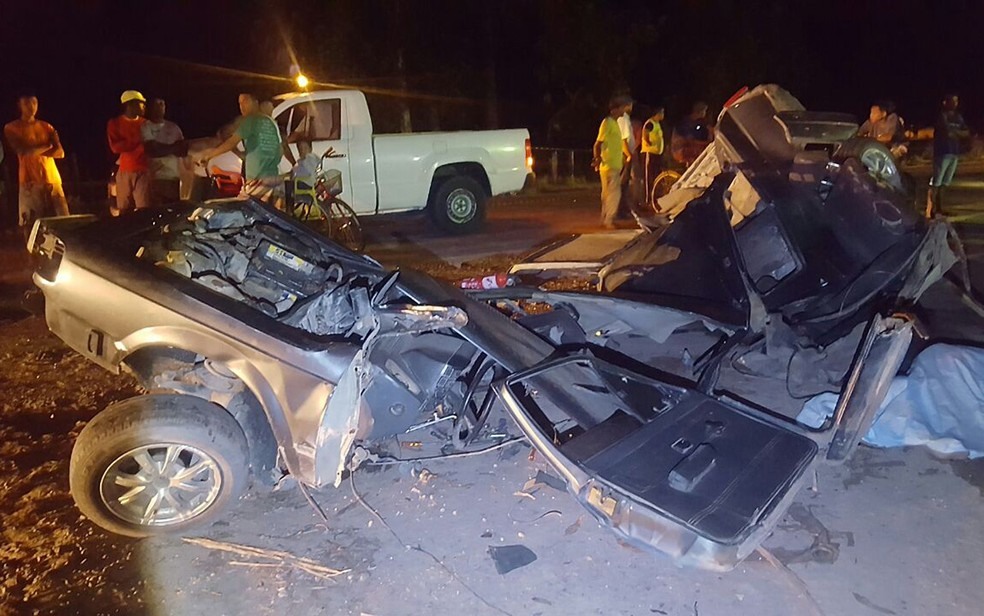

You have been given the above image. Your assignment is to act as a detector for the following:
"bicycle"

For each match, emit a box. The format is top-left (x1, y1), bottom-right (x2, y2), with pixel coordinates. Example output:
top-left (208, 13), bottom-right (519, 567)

top-left (648, 137), bottom-right (710, 213)
top-left (649, 168), bottom-right (681, 212)
top-left (290, 148), bottom-right (365, 253)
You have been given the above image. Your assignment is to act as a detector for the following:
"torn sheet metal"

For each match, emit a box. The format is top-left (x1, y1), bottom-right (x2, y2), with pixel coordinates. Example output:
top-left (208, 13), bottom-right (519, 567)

top-left (824, 315), bottom-right (914, 461)
top-left (800, 343), bottom-right (984, 459)
top-left (897, 219), bottom-right (959, 302)
top-left (317, 348), bottom-right (369, 487)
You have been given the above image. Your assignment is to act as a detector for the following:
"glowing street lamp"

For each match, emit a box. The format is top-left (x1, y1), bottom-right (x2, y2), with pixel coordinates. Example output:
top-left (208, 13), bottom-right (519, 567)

top-left (295, 73), bottom-right (310, 90)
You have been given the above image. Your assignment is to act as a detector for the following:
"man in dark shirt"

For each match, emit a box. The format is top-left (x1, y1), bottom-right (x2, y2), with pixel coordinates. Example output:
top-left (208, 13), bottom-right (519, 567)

top-left (927, 94), bottom-right (970, 217)
top-left (858, 102), bottom-right (900, 144)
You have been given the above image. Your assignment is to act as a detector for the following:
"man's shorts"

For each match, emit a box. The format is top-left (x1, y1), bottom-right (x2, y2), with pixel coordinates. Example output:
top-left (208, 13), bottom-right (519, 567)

top-left (19, 182), bottom-right (69, 228)
top-left (116, 170), bottom-right (151, 215)
top-left (241, 177), bottom-right (286, 210)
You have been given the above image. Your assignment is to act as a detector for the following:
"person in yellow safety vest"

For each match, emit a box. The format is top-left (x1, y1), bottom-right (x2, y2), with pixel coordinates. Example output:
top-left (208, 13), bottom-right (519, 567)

top-left (641, 107), bottom-right (665, 208)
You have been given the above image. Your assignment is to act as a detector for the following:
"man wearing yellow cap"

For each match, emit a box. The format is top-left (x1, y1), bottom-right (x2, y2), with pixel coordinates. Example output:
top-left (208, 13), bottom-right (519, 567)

top-left (107, 90), bottom-right (150, 214)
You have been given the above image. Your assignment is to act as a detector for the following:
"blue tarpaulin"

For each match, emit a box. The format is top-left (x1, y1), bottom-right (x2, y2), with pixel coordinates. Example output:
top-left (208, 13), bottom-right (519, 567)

top-left (799, 343), bottom-right (984, 459)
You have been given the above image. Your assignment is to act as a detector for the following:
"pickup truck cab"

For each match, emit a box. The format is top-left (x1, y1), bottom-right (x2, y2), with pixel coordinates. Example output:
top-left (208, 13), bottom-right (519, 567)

top-left (208, 90), bottom-right (533, 233)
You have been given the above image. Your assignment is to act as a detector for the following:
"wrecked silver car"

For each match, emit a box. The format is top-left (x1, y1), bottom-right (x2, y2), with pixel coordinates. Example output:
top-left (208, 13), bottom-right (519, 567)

top-left (28, 85), bottom-right (963, 571)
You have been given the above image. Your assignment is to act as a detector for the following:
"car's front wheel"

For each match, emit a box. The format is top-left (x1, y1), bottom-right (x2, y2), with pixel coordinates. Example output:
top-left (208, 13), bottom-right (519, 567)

top-left (69, 394), bottom-right (249, 537)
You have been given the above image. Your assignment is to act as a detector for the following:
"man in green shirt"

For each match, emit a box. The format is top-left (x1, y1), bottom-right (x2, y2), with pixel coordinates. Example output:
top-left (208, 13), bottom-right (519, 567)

top-left (200, 93), bottom-right (285, 210)
top-left (593, 97), bottom-right (631, 228)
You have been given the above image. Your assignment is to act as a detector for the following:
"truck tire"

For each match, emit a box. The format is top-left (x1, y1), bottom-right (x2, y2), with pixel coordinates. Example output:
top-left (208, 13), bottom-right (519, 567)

top-left (428, 176), bottom-right (488, 234)
top-left (70, 394), bottom-right (249, 538)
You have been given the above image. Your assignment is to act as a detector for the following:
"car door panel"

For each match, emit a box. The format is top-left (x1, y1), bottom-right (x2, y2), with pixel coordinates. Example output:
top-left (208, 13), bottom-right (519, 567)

top-left (492, 311), bottom-right (910, 570)
top-left (494, 356), bottom-right (818, 570)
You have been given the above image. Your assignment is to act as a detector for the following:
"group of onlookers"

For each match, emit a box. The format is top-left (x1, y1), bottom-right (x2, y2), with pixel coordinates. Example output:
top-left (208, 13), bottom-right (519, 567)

top-left (0, 90), bottom-right (187, 236)
top-left (855, 94), bottom-right (970, 215)
top-left (592, 95), bottom-right (711, 227)
top-left (0, 89), bottom-right (326, 239)
top-left (0, 88), bottom-right (974, 238)
top-left (593, 91), bottom-right (972, 225)
top-left (107, 90), bottom-right (187, 215)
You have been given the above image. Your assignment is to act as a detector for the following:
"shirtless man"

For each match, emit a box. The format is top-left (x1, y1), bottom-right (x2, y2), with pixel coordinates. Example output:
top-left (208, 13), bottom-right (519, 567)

top-left (3, 93), bottom-right (69, 235)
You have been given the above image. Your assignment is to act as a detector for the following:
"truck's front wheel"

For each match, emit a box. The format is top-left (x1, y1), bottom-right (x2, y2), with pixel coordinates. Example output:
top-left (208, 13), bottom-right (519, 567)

top-left (428, 176), bottom-right (488, 234)
top-left (70, 394), bottom-right (249, 537)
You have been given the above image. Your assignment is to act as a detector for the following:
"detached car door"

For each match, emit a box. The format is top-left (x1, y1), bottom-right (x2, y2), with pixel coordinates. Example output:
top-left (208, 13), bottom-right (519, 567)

top-left (493, 314), bottom-right (912, 571)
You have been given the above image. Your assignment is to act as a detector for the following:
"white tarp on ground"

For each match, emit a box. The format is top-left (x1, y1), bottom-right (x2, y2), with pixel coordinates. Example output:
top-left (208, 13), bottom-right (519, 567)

top-left (799, 343), bottom-right (984, 459)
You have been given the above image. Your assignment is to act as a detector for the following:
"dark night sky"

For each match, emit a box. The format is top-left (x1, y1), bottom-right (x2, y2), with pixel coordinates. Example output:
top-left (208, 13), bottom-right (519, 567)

top-left (1, 0), bottom-right (981, 179)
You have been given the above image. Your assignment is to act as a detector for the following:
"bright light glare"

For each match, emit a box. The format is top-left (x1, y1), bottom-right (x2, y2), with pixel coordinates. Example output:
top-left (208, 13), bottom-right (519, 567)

top-left (295, 74), bottom-right (310, 89)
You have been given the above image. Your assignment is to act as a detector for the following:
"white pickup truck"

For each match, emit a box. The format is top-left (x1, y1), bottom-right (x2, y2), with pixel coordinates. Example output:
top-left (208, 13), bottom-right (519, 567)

top-left (205, 90), bottom-right (533, 233)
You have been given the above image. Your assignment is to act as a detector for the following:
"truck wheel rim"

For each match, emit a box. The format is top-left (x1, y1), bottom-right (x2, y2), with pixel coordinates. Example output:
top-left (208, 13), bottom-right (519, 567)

top-left (447, 188), bottom-right (477, 224)
top-left (99, 443), bottom-right (222, 527)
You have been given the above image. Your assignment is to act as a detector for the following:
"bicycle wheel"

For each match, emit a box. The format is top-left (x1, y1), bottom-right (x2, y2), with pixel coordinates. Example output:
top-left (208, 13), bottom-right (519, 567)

top-left (319, 197), bottom-right (365, 252)
top-left (295, 201), bottom-right (331, 238)
top-left (650, 170), bottom-right (681, 213)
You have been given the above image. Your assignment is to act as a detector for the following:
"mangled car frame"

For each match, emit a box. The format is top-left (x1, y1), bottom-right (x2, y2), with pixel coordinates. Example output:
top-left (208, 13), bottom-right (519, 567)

top-left (30, 85), bottom-right (964, 570)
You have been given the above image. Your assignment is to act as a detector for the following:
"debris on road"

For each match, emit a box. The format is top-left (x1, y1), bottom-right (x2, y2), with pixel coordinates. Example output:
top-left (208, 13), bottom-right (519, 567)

top-left (564, 515), bottom-right (583, 536)
top-left (182, 537), bottom-right (350, 581)
top-left (458, 273), bottom-right (518, 289)
top-left (488, 544), bottom-right (537, 575)
top-left (523, 470), bottom-right (566, 493)
top-left (769, 503), bottom-right (854, 565)
top-left (852, 591), bottom-right (897, 615)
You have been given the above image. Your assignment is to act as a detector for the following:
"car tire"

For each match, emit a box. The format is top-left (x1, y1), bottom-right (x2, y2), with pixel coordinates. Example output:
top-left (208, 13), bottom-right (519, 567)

top-left (428, 176), bottom-right (488, 234)
top-left (833, 138), bottom-right (904, 192)
top-left (70, 393), bottom-right (249, 538)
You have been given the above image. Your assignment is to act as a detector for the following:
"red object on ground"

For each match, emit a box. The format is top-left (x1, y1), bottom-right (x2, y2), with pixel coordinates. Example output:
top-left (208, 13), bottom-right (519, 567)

top-left (458, 273), bottom-right (516, 289)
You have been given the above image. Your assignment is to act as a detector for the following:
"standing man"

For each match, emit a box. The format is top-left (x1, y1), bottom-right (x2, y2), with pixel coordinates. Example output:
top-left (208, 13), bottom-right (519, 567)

top-left (615, 95), bottom-right (639, 216)
top-left (141, 98), bottom-right (186, 205)
top-left (593, 98), bottom-right (631, 229)
top-left (927, 94), bottom-right (970, 217)
top-left (3, 93), bottom-right (69, 235)
top-left (641, 107), bottom-right (665, 209)
top-left (200, 93), bottom-right (285, 210)
top-left (107, 90), bottom-right (150, 214)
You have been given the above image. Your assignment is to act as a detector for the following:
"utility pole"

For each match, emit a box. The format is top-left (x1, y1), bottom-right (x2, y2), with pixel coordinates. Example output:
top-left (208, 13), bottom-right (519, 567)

top-left (483, 2), bottom-right (499, 129)
top-left (394, 0), bottom-right (413, 133)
